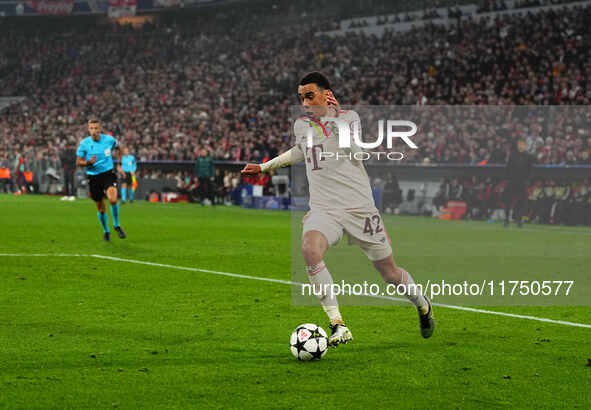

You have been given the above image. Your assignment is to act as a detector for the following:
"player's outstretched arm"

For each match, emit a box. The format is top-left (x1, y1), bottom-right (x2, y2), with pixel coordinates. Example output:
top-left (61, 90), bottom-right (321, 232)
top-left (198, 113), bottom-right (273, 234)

top-left (241, 147), bottom-right (304, 175)
top-left (241, 163), bottom-right (262, 175)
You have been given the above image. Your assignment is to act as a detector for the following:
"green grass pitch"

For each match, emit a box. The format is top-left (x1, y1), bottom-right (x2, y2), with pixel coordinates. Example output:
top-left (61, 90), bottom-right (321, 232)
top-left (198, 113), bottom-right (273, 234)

top-left (1, 195), bottom-right (590, 409)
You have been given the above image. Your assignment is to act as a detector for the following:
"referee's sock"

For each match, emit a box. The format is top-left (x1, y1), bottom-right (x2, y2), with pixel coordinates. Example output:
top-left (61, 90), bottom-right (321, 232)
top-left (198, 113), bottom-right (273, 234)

top-left (110, 202), bottom-right (120, 228)
top-left (121, 187), bottom-right (127, 202)
top-left (129, 189), bottom-right (135, 201)
top-left (97, 212), bottom-right (109, 233)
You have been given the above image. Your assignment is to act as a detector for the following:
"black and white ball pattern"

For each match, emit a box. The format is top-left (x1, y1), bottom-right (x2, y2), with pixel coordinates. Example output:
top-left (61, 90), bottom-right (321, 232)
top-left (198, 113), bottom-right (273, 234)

top-left (290, 323), bottom-right (328, 361)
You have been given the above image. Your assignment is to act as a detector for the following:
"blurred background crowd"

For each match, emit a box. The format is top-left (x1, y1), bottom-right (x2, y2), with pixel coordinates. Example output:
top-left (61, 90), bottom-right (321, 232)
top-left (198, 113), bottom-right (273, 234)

top-left (0, 0), bottom-right (590, 224)
top-left (379, 175), bottom-right (591, 226)
top-left (1, 1), bottom-right (591, 164)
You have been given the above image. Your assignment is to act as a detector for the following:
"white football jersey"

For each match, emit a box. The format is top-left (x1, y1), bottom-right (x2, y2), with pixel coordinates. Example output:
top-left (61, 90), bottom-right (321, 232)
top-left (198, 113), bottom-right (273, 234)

top-left (291, 110), bottom-right (376, 211)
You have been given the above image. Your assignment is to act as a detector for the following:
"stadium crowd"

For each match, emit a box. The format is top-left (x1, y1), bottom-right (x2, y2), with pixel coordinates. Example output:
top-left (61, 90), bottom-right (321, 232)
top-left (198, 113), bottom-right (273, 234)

top-left (378, 176), bottom-right (591, 226)
top-left (433, 176), bottom-right (591, 225)
top-left (0, 1), bottom-right (590, 225)
top-left (1, 3), bottom-right (591, 167)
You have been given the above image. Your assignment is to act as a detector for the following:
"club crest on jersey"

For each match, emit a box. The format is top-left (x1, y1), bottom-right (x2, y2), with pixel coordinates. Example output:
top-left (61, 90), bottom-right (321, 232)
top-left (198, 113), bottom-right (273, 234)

top-left (308, 121), bottom-right (334, 139)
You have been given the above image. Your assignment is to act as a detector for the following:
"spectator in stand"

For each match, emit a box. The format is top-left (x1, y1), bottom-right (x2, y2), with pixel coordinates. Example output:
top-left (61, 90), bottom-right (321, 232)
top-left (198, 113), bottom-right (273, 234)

top-left (539, 179), bottom-right (557, 224)
top-left (584, 178), bottom-right (591, 226)
top-left (223, 170), bottom-right (233, 203)
top-left (432, 177), bottom-right (450, 211)
top-left (0, 153), bottom-right (14, 193)
top-left (448, 178), bottom-right (464, 201)
top-left (178, 173), bottom-right (200, 203)
top-left (527, 179), bottom-right (544, 223)
top-left (463, 176), bottom-right (478, 219)
top-left (253, 172), bottom-right (271, 195)
top-left (549, 180), bottom-right (572, 225)
top-left (383, 174), bottom-right (403, 212)
top-left (570, 178), bottom-right (590, 225)
top-left (214, 168), bottom-right (225, 204)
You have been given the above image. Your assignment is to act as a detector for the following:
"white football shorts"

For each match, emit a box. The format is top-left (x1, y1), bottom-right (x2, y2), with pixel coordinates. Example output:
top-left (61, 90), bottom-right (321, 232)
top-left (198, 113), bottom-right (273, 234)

top-left (302, 208), bottom-right (392, 261)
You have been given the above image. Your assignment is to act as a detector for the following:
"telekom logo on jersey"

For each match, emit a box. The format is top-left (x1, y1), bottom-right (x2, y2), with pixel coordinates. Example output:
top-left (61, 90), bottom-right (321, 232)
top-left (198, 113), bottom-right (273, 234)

top-left (305, 118), bottom-right (418, 152)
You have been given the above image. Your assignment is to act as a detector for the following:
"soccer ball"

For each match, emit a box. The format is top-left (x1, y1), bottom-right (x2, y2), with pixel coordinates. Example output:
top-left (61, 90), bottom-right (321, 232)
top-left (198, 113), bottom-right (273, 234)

top-left (290, 323), bottom-right (328, 361)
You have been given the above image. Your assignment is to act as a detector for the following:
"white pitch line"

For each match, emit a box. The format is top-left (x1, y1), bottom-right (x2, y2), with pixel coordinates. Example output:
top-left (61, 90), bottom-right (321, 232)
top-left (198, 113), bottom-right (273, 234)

top-left (0, 253), bottom-right (88, 257)
top-left (1, 253), bottom-right (590, 330)
top-left (90, 254), bottom-right (299, 286)
top-left (431, 303), bottom-right (591, 329)
top-left (357, 294), bottom-right (591, 329)
top-left (90, 255), bottom-right (591, 330)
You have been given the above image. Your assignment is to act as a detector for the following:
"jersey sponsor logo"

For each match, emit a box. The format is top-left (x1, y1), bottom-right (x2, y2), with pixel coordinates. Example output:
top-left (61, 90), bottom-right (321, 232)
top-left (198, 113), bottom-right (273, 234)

top-left (306, 144), bottom-right (325, 171)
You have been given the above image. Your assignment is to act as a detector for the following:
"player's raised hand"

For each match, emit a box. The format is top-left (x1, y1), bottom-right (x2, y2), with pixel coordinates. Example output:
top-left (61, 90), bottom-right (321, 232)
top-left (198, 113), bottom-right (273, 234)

top-left (325, 90), bottom-right (340, 116)
top-left (88, 155), bottom-right (97, 165)
top-left (241, 163), bottom-right (261, 175)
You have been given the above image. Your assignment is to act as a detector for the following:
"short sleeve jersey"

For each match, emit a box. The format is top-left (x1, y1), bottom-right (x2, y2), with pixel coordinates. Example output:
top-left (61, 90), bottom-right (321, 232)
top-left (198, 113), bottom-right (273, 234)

top-left (76, 133), bottom-right (118, 175)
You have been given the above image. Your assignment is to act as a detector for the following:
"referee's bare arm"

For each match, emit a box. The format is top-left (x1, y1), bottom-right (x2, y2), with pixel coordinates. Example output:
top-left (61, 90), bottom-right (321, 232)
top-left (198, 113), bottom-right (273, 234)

top-left (76, 156), bottom-right (97, 167)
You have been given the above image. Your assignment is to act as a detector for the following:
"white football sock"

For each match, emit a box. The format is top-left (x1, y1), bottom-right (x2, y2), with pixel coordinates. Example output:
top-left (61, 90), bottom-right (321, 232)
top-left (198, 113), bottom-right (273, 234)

top-left (307, 261), bottom-right (343, 325)
top-left (395, 267), bottom-right (428, 312)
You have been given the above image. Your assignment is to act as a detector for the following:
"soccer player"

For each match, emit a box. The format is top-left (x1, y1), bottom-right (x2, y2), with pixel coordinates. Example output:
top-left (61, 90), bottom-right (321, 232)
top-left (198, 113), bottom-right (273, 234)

top-left (120, 147), bottom-right (137, 204)
top-left (241, 72), bottom-right (434, 346)
top-left (76, 119), bottom-right (127, 242)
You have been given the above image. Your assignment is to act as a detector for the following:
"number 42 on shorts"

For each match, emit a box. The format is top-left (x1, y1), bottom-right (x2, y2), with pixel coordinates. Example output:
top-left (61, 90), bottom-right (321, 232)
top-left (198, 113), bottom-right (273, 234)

top-left (363, 215), bottom-right (383, 236)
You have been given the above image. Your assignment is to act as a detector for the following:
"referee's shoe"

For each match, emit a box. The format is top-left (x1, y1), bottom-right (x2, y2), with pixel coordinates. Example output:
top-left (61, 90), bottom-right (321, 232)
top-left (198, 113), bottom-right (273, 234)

top-left (115, 226), bottom-right (127, 239)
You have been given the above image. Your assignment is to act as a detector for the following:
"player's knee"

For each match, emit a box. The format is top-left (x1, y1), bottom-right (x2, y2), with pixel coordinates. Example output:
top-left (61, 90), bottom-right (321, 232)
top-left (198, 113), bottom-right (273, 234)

top-left (301, 242), bottom-right (323, 265)
top-left (106, 189), bottom-right (117, 204)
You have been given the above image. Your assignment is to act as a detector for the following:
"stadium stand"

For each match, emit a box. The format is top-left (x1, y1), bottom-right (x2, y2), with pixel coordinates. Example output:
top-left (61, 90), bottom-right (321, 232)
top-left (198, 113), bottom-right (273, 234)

top-left (1, 3), bottom-right (590, 166)
top-left (0, 0), bottom-right (590, 223)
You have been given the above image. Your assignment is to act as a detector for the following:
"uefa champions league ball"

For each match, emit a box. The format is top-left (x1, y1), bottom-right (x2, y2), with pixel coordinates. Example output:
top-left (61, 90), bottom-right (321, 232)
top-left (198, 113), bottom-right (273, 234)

top-left (290, 323), bottom-right (328, 361)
